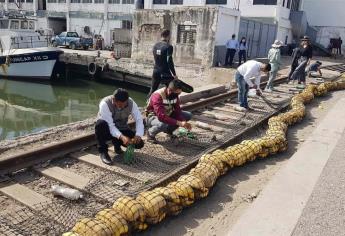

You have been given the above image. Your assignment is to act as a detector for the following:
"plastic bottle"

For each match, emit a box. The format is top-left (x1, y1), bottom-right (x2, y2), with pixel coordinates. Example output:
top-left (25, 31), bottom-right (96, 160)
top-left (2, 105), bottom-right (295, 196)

top-left (51, 185), bottom-right (84, 200)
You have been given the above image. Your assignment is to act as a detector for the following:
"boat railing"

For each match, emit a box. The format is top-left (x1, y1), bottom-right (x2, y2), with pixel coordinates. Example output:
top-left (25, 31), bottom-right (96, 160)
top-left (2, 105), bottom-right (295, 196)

top-left (11, 35), bottom-right (53, 49)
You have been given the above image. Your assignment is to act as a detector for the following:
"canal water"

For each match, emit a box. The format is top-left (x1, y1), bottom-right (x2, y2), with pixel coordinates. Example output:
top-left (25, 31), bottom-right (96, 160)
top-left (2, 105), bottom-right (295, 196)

top-left (0, 79), bottom-right (147, 140)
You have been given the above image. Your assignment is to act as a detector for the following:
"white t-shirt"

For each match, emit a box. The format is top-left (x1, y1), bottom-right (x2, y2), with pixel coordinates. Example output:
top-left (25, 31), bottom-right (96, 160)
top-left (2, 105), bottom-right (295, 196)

top-left (237, 60), bottom-right (262, 87)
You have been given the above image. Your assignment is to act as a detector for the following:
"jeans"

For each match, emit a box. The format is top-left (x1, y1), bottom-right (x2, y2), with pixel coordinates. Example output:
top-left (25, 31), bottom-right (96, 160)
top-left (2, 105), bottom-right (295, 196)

top-left (95, 119), bottom-right (144, 153)
top-left (148, 70), bottom-right (174, 98)
top-left (238, 50), bottom-right (246, 65)
top-left (266, 70), bottom-right (278, 89)
top-left (225, 48), bottom-right (236, 66)
top-left (235, 71), bottom-right (249, 108)
top-left (288, 64), bottom-right (297, 81)
top-left (147, 111), bottom-right (192, 137)
top-left (291, 58), bottom-right (308, 83)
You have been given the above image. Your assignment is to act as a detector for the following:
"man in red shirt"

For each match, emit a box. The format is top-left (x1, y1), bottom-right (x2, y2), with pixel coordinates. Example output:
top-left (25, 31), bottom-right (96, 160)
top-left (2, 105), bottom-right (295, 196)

top-left (146, 80), bottom-right (192, 143)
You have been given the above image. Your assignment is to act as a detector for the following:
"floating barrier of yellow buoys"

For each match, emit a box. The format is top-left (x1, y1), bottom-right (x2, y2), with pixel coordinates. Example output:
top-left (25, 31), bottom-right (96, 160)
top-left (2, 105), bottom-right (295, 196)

top-left (63, 77), bottom-right (345, 236)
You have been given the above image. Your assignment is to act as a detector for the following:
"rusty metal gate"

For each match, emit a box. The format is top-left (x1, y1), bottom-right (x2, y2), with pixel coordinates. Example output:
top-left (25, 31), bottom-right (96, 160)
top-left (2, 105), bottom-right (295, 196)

top-left (239, 18), bottom-right (277, 58)
top-left (111, 28), bottom-right (132, 58)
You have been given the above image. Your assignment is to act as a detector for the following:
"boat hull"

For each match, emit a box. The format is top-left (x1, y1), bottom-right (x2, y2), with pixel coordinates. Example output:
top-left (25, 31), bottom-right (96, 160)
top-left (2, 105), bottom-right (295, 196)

top-left (0, 48), bottom-right (62, 81)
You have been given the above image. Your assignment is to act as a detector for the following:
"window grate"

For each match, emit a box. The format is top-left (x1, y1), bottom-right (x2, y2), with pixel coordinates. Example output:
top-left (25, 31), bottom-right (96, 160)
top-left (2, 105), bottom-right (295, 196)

top-left (177, 25), bottom-right (197, 44)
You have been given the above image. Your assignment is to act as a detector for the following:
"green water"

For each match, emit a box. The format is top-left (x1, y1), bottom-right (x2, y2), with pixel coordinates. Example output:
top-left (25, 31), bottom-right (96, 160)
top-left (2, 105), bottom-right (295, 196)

top-left (0, 79), bottom-right (147, 140)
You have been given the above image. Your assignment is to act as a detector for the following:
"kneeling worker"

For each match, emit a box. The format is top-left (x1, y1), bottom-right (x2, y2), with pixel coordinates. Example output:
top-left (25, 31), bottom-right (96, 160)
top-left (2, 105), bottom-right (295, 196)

top-left (146, 79), bottom-right (192, 142)
top-left (95, 88), bottom-right (144, 164)
top-left (235, 60), bottom-right (271, 110)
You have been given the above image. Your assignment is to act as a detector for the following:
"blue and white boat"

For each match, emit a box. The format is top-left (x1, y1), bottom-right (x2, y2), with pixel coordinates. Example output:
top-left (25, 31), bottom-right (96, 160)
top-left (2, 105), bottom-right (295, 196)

top-left (0, 11), bottom-right (63, 81)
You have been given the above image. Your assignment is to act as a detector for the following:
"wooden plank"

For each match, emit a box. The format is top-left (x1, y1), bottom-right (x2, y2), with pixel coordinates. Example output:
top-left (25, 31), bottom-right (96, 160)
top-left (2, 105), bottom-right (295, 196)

top-left (70, 152), bottom-right (155, 182)
top-left (37, 167), bottom-right (90, 190)
top-left (37, 166), bottom-right (125, 202)
top-left (202, 110), bottom-right (239, 120)
top-left (0, 183), bottom-right (51, 209)
top-left (192, 114), bottom-right (231, 127)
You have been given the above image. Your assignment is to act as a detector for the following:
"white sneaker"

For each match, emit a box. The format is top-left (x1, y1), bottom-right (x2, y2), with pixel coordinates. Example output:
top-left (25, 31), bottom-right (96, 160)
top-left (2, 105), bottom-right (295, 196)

top-left (264, 88), bottom-right (272, 93)
top-left (234, 106), bottom-right (248, 112)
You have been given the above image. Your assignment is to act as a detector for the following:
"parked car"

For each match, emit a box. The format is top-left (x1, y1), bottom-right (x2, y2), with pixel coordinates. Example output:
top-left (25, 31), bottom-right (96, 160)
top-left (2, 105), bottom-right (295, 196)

top-left (51, 32), bottom-right (93, 50)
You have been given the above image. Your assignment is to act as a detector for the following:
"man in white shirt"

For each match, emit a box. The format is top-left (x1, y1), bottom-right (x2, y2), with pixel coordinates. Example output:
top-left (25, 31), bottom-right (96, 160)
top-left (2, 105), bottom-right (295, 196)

top-left (95, 88), bottom-right (144, 164)
top-left (235, 60), bottom-right (271, 110)
top-left (225, 34), bottom-right (239, 67)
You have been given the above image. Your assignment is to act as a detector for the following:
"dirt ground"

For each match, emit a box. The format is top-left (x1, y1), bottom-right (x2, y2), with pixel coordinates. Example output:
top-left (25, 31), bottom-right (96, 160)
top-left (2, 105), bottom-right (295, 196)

top-left (137, 90), bottom-right (345, 236)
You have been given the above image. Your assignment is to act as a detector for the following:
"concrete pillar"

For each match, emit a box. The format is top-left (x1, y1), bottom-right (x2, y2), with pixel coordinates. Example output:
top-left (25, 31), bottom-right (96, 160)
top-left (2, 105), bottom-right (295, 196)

top-left (32, 0), bottom-right (37, 12)
top-left (144, 0), bottom-right (153, 9)
top-left (103, 0), bottom-right (109, 45)
top-left (66, 0), bottom-right (70, 31)
top-left (4, 0), bottom-right (8, 11)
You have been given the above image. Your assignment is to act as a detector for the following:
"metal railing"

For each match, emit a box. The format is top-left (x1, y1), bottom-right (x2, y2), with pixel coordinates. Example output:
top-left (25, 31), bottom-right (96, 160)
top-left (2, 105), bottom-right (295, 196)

top-left (10, 35), bottom-right (53, 49)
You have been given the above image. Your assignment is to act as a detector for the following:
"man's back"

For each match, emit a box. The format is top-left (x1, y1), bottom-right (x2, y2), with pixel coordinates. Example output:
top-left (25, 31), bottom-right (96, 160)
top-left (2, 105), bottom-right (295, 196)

top-left (153, 41), bottom-right (173, 73)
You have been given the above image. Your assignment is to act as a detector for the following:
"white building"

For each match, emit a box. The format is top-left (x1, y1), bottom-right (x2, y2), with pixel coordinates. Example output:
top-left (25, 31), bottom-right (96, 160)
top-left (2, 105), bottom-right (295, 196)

top-left (0, 0), bottom-right (307, 50)
top-left (0, 0), bottom-right (137, 45)
top-left (144, 0), bottom-right (303, 44)
top-left (301, 0), bottom-right (345, 51)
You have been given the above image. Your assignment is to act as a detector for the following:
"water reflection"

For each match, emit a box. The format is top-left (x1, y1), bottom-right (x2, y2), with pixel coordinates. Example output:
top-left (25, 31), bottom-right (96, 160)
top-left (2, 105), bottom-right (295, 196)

top-left (0, 79), bottom-right (146, 140)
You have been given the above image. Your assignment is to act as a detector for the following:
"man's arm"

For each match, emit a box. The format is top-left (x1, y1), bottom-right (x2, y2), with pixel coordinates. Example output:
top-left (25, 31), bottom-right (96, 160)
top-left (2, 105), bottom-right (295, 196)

top-left (151, 93), bottom-right (178, 126)
top-left (243, 68), bottom-right (255, 87)
top-left (98, 101), bottom-right (122, 138)
top-left (131, 101), bottom-right (144, 137)
top-left (173, 98), bottom-right (185, 122)
top-left (167, 45), bottom-right (177, 76)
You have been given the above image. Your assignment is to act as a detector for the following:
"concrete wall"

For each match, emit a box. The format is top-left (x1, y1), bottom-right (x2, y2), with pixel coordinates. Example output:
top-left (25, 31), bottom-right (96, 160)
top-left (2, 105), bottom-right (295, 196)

top-left (132, 7), bottom-right (239, 67)
top-left (301, 0), bottom-right (345, 27)
top-left (215, 7), bottom-right (240, 46)
top-left (314, 26), bottom-right (345, 53)
top-left (145, 0), bottom-right (239, 10)
top-left (300, 0), bottom-right (345, 52)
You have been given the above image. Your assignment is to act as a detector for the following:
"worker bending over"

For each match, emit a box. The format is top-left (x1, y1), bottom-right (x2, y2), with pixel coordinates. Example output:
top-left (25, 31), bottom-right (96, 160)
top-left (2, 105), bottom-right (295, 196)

top-left (234, 60), bottom-right (271, 110)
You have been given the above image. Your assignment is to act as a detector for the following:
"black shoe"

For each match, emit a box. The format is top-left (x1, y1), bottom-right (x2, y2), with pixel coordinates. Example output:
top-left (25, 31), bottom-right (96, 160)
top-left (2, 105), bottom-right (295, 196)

top-left (114, 146), bottom-right (124, 155)
top-left (100, 152), bottom-right (112, 165)
top-left (146, 133), bottom-right (157, 144)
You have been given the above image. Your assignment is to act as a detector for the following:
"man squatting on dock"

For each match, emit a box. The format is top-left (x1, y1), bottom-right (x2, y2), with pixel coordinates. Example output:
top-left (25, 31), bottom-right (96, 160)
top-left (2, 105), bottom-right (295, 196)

top-left (234, 60), bottom-right (271, 111)
top-left (148, 29), bottom-right (178, 97)
top-left (95, 89), bottom-right (144, 165)
top-left (146, 79), bottom-right (193, 143)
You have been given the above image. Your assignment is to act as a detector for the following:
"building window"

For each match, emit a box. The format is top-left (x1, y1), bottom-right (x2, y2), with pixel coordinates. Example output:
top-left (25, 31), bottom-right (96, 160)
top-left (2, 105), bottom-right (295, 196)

top-left (47, 0), bottom-right (57, 2)
top-left (109, 0), bottom-right (120, 3)
top-left (122, 20), bottom-right (132, 29)
top-left (58, 0), bottom-right (66, 2)
top-left (170, 0), bottom-right (183, 4)
top-left (8, 0), bottom-right (14, 2)
top-left (70, 0), bottom-right (81, 2)
top-left (177, 25), bottom-right (196, 44)
top-left (253, 0), bottom-right (277, 5)
top-left (10, 20), bottom-right (19, 29)
top-left (153, 0), bottom-right (167, 4)
top-left (26, 0), bottom-right (34, 2)
top-left (0, 20), bottom-right (9, 29)
top-left (0, 0), bottom-right (4, 2)
top-left (82, 0), bottom-right (92, 2)
top-left (122, 0), bottom-right (134, 4)
top-left (21, 21), bottom-right (28, 29)
top-left (206, 0), bottom-right (227, 4)
top-left (95, 0), bottom-right (104, 3)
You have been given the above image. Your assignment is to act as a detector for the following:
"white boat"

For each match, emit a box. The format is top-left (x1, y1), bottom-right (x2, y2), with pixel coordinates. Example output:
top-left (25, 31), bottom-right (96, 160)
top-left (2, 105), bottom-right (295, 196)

top-left (0, 11), bottom-right (63, 81)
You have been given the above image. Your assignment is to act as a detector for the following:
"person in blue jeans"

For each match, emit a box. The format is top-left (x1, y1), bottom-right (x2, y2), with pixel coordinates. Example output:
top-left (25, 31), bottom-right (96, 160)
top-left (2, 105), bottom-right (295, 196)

top-left (235, 60), bottom-right (271, 110)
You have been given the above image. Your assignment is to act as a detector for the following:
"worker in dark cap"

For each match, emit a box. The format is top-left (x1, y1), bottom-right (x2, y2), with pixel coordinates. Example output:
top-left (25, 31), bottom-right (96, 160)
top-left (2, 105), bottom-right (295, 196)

top-left (290, 36), bottom-right (313, 86)
top-left (95, 88), bottom-right (144, 164)
top-left (146, 79), bottom-right (192, 143)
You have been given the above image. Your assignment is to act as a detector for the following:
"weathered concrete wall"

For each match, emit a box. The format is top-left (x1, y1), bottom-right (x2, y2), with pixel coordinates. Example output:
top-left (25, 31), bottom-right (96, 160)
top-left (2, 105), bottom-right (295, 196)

top-left (315, 26), bottom-right (345, 54)
top-left (132, 7), bottom-right (221, 67)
